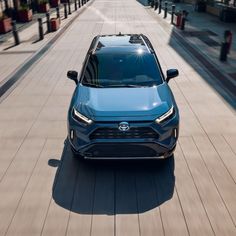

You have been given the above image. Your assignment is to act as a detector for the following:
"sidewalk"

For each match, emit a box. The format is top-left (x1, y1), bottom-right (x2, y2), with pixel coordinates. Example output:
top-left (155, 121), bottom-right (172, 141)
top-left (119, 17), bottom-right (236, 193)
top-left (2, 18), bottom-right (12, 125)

top-left (0, 2), bottom-right (91, 90)
top-left (171, 2), bottom-right (236, 75)
top-left (146, 1), bottom-right (236, 104)
top-left (0, 7), bottom-right (60, 44)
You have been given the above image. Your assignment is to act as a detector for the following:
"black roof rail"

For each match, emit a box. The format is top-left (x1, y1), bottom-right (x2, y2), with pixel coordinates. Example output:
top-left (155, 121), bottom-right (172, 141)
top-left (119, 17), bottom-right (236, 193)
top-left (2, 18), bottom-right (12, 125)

top-left (140, 34), bottom-right (154, 53)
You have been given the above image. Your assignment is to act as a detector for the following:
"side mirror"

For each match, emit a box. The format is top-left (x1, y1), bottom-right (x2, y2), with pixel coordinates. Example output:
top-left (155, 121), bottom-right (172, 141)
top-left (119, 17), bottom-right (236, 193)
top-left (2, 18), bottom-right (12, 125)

top-left (67, 70), bottom-right (78, 85)
top-left (166, 69), bottom-right (179, 83)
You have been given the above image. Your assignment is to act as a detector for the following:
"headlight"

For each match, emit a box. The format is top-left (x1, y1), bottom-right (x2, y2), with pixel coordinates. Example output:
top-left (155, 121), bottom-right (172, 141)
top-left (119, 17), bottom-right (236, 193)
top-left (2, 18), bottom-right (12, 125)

top-left (155, 106), bottom-right (174, 124)
top-left (73, 108), bottom-right (93, 125)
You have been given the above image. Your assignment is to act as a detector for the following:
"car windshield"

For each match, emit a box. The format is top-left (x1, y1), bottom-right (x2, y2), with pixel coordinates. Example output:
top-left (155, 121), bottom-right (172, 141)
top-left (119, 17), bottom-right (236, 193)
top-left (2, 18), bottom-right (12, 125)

top-left (81, 52), bottom-right (163, 88)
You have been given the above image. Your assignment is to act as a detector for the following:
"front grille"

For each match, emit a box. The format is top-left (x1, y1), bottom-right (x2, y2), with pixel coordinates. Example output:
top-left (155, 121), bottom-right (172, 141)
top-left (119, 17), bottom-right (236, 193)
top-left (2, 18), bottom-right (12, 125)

top-left (90, 127), bottom-right (158, 140)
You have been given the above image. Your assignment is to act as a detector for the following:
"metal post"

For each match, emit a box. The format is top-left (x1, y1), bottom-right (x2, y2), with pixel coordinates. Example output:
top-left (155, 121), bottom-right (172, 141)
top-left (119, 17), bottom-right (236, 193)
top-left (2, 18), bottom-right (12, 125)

top-left (78, 0), bottom-right (81, 8)
top-left (38, 18), bottom-right (44, 40)
top-left (158, 0), bottom-right (162, 14)
top-left (11, 21), bottom-right (20, 45)
top-left (180, 15), bottom-right (185, 30)
top-left (64, 3), bottom-right (68, 18)
top-left (56, 7), bottom-right (60, 19)
top-left (74, 0), bottom-right (77, 11)
top-left (171, 5), bottom-right (175, 24)
top-left (150, 0), bottom-right (154, 8)
top-left (46, 12), bottom-right (51, 33)
top-left (220, 42), bottom-right (228, 61)
top-left (68, 0), bottom-right (72, 14)
top-left (154, 1), bottom-right (158, 10)
top-left (82, 0), bottom-right (84, 6)
top-left (164, 1), bottom-right (167, 18)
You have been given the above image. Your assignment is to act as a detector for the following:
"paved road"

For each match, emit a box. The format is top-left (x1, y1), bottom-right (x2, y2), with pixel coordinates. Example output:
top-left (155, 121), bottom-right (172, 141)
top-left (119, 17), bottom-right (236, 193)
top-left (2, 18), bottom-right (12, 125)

top-left (0, 0), bottom-right (236, 235)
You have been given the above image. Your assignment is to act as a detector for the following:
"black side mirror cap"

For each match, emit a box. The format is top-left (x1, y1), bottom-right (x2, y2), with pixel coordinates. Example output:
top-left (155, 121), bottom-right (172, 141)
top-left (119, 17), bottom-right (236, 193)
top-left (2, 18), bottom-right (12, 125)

top-left (67, 70), bottom-right (78, 85)
top-left (166, 69), bottom-right (179, 83)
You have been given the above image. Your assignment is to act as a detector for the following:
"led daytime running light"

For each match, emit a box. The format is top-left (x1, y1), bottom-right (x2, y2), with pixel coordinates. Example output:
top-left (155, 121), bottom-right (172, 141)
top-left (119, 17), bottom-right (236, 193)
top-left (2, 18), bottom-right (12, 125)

top-left (73, 108), bottom-right (93, 124)
top-left (156, 106), bottom-right (174, 123)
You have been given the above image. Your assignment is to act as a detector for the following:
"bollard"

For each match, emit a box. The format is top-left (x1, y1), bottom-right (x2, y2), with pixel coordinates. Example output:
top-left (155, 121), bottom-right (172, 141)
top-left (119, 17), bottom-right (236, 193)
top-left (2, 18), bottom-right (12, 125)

top-left (180, 13), bottom-right (186, 30)
top-left (78, 0), bottom-right (81, 8)
top-left (46, 12), bottom-right (51, 33)
top-left (68, 0), bottom-right (72, 14)
top-left (164, 1), bottom-right (167, 18)
top-left (171, 5), bottom-right (175, 24)
top-left (150, 0), bottom-right (154, 8)
top-left (11, 21), bottom-right (20, 45)
top-left (220, 42), bottom-right (228, 61)
top-left (180, 16), bottom-right (185, 30)
top-left (158, 0), bottom-right (162, 14)
top-left (153, 1), bottom-right (157, 10)
top-left (82, 0), bottom-right (84, 6)
top-left (38, 18), bottom-right (44, 40)
top-left (56, 7), bottom-right (60, 19)
top-left (64, 3), bottom-right (68, 18)
top-left (74, 0), bottom-right (77, 11)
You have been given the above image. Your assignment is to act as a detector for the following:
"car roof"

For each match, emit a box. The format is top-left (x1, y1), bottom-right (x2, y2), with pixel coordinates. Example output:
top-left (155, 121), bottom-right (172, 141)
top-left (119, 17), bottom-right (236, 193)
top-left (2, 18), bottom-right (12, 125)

top-left (92, 34), bottom-right (153, 54)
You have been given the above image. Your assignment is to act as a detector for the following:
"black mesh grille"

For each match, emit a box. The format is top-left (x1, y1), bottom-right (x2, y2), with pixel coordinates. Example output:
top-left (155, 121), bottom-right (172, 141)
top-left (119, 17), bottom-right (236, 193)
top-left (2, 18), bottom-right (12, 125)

top-left (90, 127), bottom-right (158, 140)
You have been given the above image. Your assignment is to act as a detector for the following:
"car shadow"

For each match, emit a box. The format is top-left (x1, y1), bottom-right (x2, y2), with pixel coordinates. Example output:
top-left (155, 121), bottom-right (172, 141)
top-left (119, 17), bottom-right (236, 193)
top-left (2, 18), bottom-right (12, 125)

top-left (50, 139), bottom-right (175, 215)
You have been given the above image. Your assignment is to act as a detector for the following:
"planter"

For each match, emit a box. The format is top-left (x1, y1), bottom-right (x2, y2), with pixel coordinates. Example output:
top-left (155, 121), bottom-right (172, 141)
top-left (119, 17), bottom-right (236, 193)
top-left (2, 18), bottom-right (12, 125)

top-left (0, 18), bottom-right (12, 34)
top-left (18, 9), bottom-right (33, 22)
top-left (50, 0), bottom-right (61, 7)
top-left (50, 17), bottom-right (60, 31)
top-left (38, 3), bottom-right (50, 13)
top-left (173, 13), bottom-right (182, 27)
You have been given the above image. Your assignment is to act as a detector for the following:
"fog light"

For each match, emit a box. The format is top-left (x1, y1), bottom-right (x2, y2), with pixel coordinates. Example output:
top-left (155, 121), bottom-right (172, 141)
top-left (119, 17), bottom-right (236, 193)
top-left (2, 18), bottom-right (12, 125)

top-left (70, 130), bottom-right (74, 140)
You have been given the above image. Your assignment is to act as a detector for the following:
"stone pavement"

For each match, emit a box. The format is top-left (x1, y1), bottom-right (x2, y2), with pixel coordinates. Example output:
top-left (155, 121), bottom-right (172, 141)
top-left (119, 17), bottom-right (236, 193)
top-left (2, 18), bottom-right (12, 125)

top-left (0, 1), bottom-right (91, 89)
top-left (0, 0), bottom-right (236, 235)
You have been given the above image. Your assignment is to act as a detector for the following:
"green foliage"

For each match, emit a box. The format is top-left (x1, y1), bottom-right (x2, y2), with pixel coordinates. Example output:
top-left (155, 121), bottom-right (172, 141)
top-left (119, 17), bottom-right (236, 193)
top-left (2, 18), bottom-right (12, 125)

top-left (38, 0), bottom-right (49, 4)
top-left (19, 3), bottom-right (30, 11)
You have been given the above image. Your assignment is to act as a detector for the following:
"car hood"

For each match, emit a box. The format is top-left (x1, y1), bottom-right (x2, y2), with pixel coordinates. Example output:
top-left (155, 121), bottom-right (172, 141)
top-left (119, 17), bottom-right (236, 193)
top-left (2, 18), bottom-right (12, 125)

top-left (73, 83), bottom-right (174, 121)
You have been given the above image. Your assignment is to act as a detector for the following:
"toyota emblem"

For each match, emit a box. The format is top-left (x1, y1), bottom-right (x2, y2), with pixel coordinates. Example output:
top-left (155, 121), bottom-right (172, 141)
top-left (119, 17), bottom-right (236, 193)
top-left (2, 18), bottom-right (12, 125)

top-left (118, 122), bottom-right (130, 132)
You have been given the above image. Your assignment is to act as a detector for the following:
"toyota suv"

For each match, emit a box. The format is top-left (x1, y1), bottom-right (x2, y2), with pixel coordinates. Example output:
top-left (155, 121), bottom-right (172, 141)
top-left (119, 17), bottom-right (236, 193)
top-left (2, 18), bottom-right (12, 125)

top-left (67, 34), bottom-right (179, 159)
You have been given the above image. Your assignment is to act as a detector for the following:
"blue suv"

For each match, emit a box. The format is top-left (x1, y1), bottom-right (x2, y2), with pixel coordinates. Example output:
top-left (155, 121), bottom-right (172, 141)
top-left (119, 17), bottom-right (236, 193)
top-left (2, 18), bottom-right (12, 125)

top-left (67, 34), bottom-right (179, 159)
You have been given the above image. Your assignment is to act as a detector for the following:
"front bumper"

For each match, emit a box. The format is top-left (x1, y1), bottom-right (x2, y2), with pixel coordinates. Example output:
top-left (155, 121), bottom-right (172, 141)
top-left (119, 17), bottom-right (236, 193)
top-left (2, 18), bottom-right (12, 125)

top-left (70, 141), bottom-right (176, 159)
top-left (68, 113), bottom-right (179, 159)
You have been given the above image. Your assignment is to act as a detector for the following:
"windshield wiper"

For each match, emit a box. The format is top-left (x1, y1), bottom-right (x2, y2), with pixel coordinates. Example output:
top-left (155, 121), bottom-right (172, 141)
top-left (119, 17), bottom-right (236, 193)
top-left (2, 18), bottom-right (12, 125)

top-left (124, 84), bottom-right (145, 88)
top-left (105, 84), bottom-right (145, 88)
top-left (82, 83), bottom-right (104, 88)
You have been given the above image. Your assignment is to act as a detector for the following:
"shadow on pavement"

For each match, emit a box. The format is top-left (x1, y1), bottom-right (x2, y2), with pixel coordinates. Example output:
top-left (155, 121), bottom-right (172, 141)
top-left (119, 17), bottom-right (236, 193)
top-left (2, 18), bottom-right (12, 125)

top-left (50, 139), bottom-right (175, 215)
top-left (169, 29), bottom-right (236, 109)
